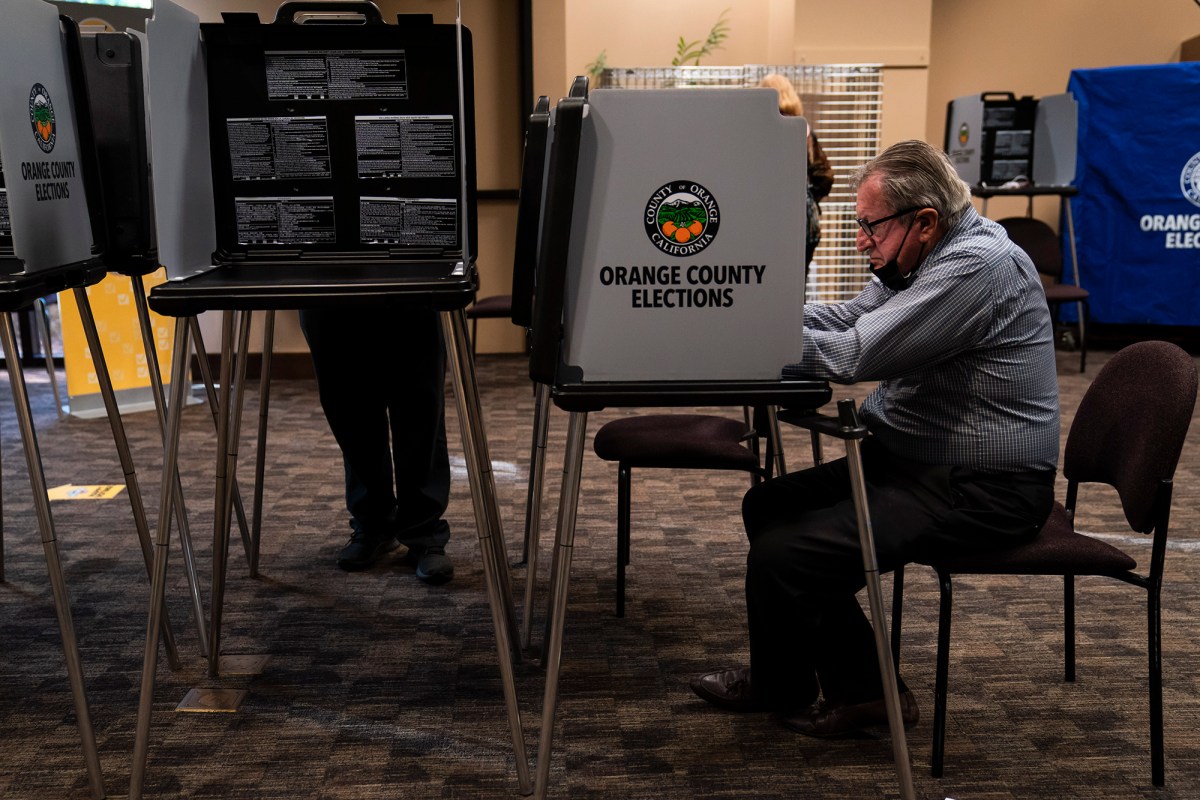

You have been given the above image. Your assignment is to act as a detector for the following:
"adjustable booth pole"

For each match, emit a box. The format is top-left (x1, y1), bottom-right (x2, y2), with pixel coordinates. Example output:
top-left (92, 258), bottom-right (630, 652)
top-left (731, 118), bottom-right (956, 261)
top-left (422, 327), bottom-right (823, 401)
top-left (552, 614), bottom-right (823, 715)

top-left (0, 310), bottom-right (105, 799)
top-left (782, 401), bottom-right (917, 800)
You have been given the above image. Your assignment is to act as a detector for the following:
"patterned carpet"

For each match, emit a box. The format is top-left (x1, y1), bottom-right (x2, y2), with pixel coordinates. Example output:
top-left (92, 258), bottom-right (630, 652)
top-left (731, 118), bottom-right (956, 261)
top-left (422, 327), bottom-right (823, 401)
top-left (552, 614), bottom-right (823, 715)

top-left (1, 346), bottom-right (1199, 799)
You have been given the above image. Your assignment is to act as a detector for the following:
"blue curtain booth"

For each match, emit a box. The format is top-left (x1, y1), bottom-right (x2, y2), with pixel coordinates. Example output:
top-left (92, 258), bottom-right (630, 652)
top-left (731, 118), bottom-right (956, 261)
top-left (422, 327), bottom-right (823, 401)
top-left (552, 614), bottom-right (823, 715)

top-left (1067, 62), bottom-right (1200, 325)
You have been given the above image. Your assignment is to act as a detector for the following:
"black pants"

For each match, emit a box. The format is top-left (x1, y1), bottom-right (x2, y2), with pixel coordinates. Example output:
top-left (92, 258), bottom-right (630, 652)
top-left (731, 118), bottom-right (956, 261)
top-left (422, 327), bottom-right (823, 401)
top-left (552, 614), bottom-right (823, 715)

top-left (741, 439), bottom-right (1053, 710)
top-left (300, 307), bottom-right (451, 550)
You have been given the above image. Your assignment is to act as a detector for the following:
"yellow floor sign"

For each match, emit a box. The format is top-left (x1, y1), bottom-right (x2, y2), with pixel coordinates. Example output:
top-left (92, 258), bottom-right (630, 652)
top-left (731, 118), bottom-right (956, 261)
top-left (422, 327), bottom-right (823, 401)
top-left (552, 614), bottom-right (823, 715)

top-left (47, 485), bottom-right (127, 500)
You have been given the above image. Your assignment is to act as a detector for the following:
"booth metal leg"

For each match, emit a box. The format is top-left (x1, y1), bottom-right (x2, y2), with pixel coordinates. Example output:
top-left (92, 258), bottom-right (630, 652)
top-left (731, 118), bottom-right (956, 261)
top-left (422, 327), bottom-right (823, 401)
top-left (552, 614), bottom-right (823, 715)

top-left (73, 288), bottom-right (181, 670)
top-left (36, 296), bottom-right (64, 419)
top-left (203, 310), bottom-right (256, 677)
top-left (520, 381), bottom-right (551, 651)
top-left (186, 316), bottom-right (255, 568)
top-left (532, 410), bottom-right (589, 800)
top-left (839, 401), bottom-right (916, 800)
top-left (207, 311), bottom-right (237, 677)
top-left (439, 308), bottom-right (531, 794)
top-left (1, 312), bottom-right (105, 799)
top-left (132, 290), bottom-right (209, 658)
top-left (130, 320), bottom-right (192, 800)
top-left (766, 405), bottom-right (787, 476)
top-left (249, 310), bottom-right (276, 577)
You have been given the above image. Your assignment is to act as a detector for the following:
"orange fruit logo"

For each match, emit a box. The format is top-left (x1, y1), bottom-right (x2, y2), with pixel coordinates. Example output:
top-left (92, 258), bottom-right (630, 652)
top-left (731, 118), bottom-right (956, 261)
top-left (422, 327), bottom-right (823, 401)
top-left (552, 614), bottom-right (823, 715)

top-left (643, 181), bottom-right (720, 256)
top-left (29, 83), bottom-right (56, 154)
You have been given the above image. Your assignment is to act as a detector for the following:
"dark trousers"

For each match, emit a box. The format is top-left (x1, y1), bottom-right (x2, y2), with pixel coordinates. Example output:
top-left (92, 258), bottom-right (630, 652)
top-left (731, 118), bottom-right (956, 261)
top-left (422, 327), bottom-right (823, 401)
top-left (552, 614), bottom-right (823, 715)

top-left (741, 438), bottom-right (1053, 710)
top-left (300, 307), bottom-right (451, 550)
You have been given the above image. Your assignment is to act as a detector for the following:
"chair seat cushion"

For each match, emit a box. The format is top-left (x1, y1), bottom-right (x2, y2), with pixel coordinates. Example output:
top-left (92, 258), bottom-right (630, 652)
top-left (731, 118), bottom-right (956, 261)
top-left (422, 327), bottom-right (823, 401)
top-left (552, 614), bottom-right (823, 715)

top-left (467, 294), bottom-right (513, 318)
top-left (928, 501), bottom-right (1138, 575)
top-left (593, 414), bottom-right (760, 471)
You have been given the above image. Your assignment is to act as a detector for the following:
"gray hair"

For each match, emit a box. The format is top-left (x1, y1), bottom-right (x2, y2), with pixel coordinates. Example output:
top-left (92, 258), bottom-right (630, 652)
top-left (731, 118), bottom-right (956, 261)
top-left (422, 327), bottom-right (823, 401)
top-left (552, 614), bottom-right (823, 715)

top-left (849, 139), bottom-right (972, 231)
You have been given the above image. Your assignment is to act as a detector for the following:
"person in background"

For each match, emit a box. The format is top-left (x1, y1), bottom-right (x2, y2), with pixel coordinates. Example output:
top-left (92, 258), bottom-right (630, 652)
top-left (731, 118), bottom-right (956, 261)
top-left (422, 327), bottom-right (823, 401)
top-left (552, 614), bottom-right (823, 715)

top-left (759, 73), bottom-right (835, 264)
top-left (300, 308), bottom-right (455, 585)
top-left (690, 139), bottom-right (1060, 738)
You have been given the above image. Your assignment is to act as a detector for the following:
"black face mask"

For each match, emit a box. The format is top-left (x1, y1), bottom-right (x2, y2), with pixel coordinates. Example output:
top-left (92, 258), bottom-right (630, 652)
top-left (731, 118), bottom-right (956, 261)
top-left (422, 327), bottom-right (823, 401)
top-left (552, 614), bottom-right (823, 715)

top-left (869, 215), bottom-right (919, 292)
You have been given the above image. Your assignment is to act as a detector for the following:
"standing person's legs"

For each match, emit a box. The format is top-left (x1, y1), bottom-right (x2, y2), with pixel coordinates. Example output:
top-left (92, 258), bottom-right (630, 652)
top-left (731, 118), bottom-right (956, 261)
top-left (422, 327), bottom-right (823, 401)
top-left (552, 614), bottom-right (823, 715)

top-left (300, 308), bottom-right (399, 570)
top-left (384, 309), bottom-right (453, 584)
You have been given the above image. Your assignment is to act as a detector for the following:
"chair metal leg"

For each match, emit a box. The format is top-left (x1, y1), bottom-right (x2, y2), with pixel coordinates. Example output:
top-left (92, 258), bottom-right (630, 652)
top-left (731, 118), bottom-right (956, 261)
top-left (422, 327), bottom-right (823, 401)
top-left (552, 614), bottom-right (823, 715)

top-left (521, 381), bottom-right (552, 650)
top-left (810, 430), bottom-right (823, 466)
top-left (1077, 300), bottom-right (1088, 373)
top-left (616, 463), bottom-right (631, 618)
top-left (1064, 574), bottom-right (1076, 682)
top-left (932, 570), bottom-right (953, 778)
top-left (1, 313), bottom-right (105, 799)
top-left (534, 410), bottom-right (589, 800)
top-left (890, 564), bottom-right (905, 668)
top-left (1149, 588), bottom-right (1164, 786)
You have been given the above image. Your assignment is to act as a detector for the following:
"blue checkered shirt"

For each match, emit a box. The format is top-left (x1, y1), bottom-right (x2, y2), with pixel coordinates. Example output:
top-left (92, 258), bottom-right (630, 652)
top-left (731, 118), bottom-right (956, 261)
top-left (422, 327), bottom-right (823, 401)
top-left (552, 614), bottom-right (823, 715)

top-left (783, 207), bottom-right (1060, 472)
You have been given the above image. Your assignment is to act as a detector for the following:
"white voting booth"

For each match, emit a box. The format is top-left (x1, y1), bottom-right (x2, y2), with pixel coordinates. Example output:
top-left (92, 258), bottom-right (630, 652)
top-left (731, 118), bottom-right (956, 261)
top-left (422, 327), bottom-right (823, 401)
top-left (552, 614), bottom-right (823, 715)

top-left (0, 3), bottom-right (172, 797)
top-left (527, 85), bottom-right (914, 800)
top-left (562, 88), bottom-right (806, 382)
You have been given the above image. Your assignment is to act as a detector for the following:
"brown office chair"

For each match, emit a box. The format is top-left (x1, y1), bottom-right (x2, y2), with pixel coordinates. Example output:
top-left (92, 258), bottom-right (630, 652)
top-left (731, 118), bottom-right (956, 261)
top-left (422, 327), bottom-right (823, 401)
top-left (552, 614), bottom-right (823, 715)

top-left (593, 408), bottom-right (776, 617)
top-left (999, 216), bottom-right (1089, 372)
top-left (889, 340), bottom-right (1197, 786)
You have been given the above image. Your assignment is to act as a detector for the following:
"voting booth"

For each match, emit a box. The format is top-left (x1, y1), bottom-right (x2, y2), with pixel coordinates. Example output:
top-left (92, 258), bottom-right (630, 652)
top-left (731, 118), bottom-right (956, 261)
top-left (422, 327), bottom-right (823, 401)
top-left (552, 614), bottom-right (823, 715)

top-left (559, 88), bottom-right (806, 383)
top-left (126, 3), bottom-right (531, 797)
top-left (945, 91), bottom-right (1077, 188)
top-left (519, 83), bottom-right (933, 800)
top-left (0, 2), bottom-right (148, 796)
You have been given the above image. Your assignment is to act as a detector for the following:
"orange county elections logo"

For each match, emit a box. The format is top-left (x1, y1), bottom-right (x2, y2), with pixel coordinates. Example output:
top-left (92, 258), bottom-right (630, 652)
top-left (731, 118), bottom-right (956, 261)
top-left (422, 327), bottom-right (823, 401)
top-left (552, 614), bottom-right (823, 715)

top-left (1182, 151), bottom-right (1200, 209)
top-left (29, 84), bottom-right (56, 154)
top-left (958, 122), bottom-right (970, 146)
top-left (644, 180), bottom-right (720, 256)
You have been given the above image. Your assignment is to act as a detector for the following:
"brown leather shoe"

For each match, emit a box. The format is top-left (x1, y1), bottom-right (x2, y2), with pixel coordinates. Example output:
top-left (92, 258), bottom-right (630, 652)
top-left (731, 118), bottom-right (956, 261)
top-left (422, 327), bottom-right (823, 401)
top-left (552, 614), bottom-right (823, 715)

top-left (689, 668), bottom-right (767, 712)
top-left (781, 690), bottom-right (919, 738)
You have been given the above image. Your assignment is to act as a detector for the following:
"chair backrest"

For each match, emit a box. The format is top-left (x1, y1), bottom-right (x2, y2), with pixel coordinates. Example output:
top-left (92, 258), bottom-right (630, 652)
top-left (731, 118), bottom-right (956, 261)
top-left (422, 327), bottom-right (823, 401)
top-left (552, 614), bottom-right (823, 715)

top-left (998, 217), bottom-right (1062, 283)
top-left (1064, 341), bottom-right (1198, 532)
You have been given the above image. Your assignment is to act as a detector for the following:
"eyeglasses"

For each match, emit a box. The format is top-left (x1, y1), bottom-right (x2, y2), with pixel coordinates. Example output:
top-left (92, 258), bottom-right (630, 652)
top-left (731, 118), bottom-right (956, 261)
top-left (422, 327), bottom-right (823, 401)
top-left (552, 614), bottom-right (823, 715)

top-left (856, 206), bottom-right (920, 237)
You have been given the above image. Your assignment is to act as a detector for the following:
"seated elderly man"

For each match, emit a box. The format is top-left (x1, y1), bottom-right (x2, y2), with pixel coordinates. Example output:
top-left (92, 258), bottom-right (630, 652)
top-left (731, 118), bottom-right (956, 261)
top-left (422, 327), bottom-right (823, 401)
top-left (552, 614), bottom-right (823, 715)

top-left (691, 139), bottom-right (1060, 737)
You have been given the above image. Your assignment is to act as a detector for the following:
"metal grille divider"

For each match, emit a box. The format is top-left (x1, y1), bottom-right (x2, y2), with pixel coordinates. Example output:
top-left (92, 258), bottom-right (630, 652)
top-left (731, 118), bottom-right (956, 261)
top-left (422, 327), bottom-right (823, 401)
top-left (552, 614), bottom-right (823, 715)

top-left (599, 64), bottom-right (883, 304)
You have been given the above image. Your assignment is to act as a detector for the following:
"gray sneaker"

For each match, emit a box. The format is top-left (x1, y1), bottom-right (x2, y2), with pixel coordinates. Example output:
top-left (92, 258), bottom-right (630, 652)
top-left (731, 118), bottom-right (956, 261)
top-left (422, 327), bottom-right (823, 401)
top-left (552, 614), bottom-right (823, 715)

top-left (405, 545), bottom-right (454, 585)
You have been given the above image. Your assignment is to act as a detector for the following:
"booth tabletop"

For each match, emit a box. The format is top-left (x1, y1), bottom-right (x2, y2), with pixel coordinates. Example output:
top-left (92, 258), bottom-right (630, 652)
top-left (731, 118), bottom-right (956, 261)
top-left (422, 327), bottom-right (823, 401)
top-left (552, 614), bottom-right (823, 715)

top-left (970, 184), bottom-right (1078, 199)
top-left (550, 379), bottom-right (832, 413)
top-left (147, 262), bottom-right (478, 316)
top-left (0, 259), bottom-right (108, 313)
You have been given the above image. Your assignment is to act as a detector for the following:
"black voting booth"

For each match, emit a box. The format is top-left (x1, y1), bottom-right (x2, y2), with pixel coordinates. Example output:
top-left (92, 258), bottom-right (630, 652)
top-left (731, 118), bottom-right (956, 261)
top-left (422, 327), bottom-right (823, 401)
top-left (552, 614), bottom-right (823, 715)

top-left (522, 83), bottom-right (914, 800)
top-left (130, 3), bottom-right (530, 797)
